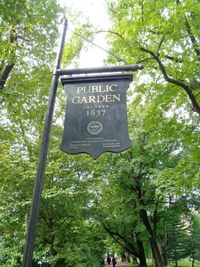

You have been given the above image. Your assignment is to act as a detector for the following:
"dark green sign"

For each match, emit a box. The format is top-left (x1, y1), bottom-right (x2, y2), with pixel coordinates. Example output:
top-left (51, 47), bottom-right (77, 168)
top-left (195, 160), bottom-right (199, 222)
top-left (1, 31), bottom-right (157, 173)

top-left (61, 74), bottom-right (133, 159)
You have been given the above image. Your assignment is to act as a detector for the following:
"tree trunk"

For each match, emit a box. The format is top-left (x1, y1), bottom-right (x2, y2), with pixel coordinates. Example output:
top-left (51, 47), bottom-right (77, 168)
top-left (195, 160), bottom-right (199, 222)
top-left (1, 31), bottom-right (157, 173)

top-left (140, 208), bottom-right (164, 267)
top-left (135, 180), bottom-right (164, 267)
top-left (137, 239), bottom-right (148, 267)
top-left (131, 256), bottom-right (138, 264)
top-left (161, 221), bottom-right (168, 266)
top-left (126, 254), bottom-right (131, 262)
top-left (49, 243), bottom-right (56, 267)
top-left (161, 246), bottom-right (168, 267)
top-left (0, 63), bottom-right (15, 90)
top-left (150, 239), bottom-right (164, 267)
top-left (192, 258), bottom-right (195, 267)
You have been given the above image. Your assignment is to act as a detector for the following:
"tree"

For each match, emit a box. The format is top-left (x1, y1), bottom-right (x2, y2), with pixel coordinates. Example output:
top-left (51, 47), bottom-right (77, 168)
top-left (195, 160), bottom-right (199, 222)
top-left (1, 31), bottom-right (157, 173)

top-left (0, 4), bottom-right (97, 266)
top-left (34, 143), bottom-right (107, 267)
top-left (103, 4), bottom-right (200, 264)
top-left (1, 1), bottom-right (200, 266)
top-left (93, 115), bottom-right (177, 266)
top-left (187, 214), bottom-right (200, 267)
top-left (0, 126), bottom-right (108, 266)
top-left (165, 200), bottom-right (190, 267)
top-left (92, 94), bottom-right (200, 266)
top-left (106, 0), bottom-right (200, 115)
top-left (99, 182), bottom-right (148, 267)
top-left (0, 0), bottom-right (63, 90)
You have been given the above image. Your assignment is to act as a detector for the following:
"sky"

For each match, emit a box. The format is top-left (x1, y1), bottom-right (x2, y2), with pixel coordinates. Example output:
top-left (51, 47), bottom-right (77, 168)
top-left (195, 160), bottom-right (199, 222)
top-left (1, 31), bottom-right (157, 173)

top-left (58, 0), bottom-right (111, 67)
top-left (59, 0), bottom-right (110, 27)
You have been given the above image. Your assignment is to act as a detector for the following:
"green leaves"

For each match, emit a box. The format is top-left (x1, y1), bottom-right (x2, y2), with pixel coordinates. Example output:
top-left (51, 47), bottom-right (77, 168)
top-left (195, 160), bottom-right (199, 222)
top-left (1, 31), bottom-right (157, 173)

top-left (63, 24), bottom-right (94, 66)
top-left (0, 0), bottom-right (200, 266)
top-left (107, 0), bottom-right (200, 115)
top-left (0, 0), bottom-right (63, 90)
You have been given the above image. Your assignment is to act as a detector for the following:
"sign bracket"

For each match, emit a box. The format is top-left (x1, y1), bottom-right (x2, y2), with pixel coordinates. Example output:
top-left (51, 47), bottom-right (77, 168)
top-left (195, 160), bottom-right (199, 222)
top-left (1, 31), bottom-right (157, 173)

top-left (57, 64), bottom-right (143, 76)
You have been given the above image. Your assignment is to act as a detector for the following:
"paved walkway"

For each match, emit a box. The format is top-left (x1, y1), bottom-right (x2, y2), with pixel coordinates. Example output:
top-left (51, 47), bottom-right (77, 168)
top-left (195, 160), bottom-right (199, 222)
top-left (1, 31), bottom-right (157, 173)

top-left (104, 262), bottom-right (135, 267)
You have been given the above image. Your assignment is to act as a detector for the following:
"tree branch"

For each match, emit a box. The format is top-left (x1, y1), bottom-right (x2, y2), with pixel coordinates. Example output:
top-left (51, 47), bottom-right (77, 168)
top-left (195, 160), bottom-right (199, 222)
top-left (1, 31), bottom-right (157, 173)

top-left (163, 55), bottom-right (183, 63)
top-left (0, 63), bottom-right (15, 91)
top-left (195, 92), bottom-right (200, 98)
top-left (157, 34), bottom-right (166, 54)
top-left (136, 57), bottom-right (154, 64)
top-left (0, 25), bottom-right (18, 91)
top-left (140, 46), bottom-right (200, 114)
top-left (185, 18), bottom-right (200, 58)
top-left (95, 30), bottom-right (124, 39)
top-left (102, 221), bottom-right (139, 257)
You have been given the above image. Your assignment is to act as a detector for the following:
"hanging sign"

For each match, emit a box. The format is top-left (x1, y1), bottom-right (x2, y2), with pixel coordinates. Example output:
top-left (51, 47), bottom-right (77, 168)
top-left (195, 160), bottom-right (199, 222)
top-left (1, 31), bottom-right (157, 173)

top-left (61, 74), bottom-right (133, 159)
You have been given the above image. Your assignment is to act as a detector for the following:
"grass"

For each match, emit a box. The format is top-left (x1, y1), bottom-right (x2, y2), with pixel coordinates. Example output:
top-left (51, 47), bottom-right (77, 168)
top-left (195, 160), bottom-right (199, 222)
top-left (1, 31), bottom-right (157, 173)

top-left (144, 259), bottom-right (200, 267)
top-left (168, 259), bottom-right (200, 267)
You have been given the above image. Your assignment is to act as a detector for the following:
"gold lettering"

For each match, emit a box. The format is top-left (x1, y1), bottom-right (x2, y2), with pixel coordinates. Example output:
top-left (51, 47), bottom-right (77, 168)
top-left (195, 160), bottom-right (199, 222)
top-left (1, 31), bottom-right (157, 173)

top-left (76, 84), bottom-right (118, 94)
top-left (77, 87), bottom-right (83, 94)
top-left (105, 95), bottom-right (113, 102)
top-left (98, 85), bottom-right (106, 93)
top-left (91, 85), bottom-right (100, 93)
top-left (97, 95), bottom-right (105, 102)
top-left (72, 94), bottom-right (121, 104)
top-left (113, 94), bottom-right (120, 101)
top-left (79, 96), bottom-right (88, 104)
top-left (88, 95), bottom-right (96, 103)
top-left (72, 96), bottom-right (80, 104)
top-left (108, 84), bottom-right (117, 92)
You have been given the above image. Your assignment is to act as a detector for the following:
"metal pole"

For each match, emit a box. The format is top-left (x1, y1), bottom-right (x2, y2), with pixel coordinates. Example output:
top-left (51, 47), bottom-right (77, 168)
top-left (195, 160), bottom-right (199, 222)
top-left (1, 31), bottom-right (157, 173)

top-left (22, 19), bottom-right (68, 267)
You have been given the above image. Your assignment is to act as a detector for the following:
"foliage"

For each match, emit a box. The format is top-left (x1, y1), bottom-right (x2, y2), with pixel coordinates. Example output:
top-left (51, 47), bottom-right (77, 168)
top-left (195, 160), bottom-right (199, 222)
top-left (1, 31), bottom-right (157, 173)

top-left (0, 0), bottom-right (63, 91)
top-left (62, 23), bottom-right (94, 67)
top-left (0, 1), bottom-right (106, 266)
top-left (187, 214), bottom-right (200, 266)
top-left (103, 3), bottom-right (200, 263)
top-left (1, 0), bottom-right (200, 266)
top-left (89, 97), bottom-right (200, 267)
top-left (106, 0), bottom-right (200, 115)
top-left (166, 215), bottom-right (189, 265)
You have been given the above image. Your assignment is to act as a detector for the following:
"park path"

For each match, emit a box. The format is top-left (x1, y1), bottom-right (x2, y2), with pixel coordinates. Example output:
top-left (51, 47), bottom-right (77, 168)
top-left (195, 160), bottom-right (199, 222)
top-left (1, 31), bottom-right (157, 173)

top-left (104, 262), bottom-right (135, 267)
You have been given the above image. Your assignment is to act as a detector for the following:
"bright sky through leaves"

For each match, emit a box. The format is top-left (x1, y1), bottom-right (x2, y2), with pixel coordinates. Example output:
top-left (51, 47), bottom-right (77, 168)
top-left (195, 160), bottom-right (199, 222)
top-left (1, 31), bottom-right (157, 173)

top-left (58, 0), bottom-right (110, 67)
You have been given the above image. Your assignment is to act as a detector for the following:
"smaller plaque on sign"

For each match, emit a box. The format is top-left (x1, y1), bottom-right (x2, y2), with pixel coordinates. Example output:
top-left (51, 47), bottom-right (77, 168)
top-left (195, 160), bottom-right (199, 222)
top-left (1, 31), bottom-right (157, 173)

top-left (61, 74), bottom-right (133, 159)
